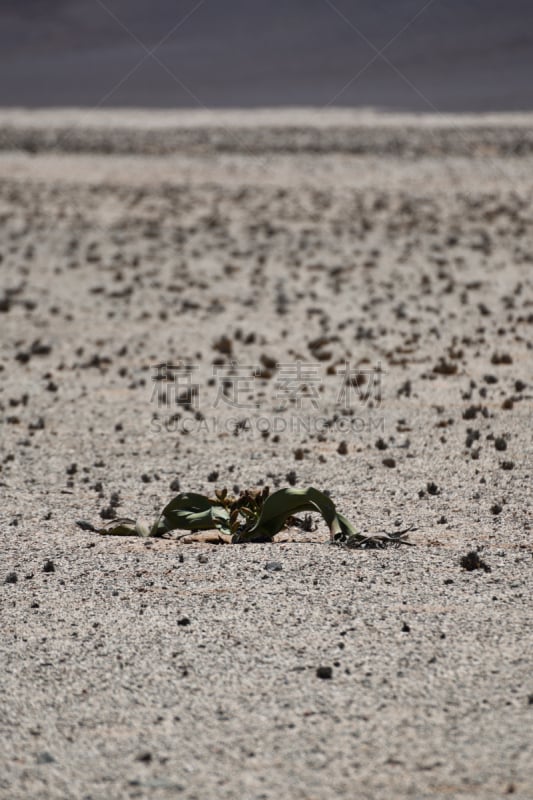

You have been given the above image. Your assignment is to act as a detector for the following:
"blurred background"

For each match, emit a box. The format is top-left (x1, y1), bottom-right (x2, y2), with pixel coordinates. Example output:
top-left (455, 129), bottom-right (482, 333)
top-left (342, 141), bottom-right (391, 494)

top-left (1, 0), bottom-right (532, 110)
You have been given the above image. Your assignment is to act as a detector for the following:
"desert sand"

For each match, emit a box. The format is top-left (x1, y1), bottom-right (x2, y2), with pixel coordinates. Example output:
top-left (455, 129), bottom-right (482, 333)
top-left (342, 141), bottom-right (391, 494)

top-left (0, 111), bottom-right (532, 800)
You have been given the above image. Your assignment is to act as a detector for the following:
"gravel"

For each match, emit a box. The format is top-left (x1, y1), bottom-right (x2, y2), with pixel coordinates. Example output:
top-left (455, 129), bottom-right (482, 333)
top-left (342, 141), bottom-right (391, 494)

top-left (0, 110), bottom-right (532, 800)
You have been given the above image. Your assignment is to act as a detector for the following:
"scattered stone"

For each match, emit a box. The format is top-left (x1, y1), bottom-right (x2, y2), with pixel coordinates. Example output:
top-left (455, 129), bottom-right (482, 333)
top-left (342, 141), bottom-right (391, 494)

top-left (460, 551), bottom-right (491, 573)
top-left (31, 340), bottom-right (52, 357)
top-left (169, 478), bottom-right (181, 492)
top-left (491, 352), bottom-right (512, 365)
top-left (463, 405), bottom-right (480, 420)
top-left (465, 429), bottom-right (480, 448)
top-left (43, 560), bottom-right (55, 573)
top-left (135, 752), bottom-right (153, 763)
top-left (264, 561), bottom-right (282, 572)
top-left (100, 506), bottom-right (116, 520)
top-left (260, 353), bottom-right (277, 369)
top-left (316, 666), bottom-right (333, 680)
top-left (36, 752), bottom-right (55, 765)
top-left (212, 335), bottom-right (232, 356)
top-left (4, 572), bottom-right (18, 584)
top-left (337, 441), bottom-right (348, 455)
top-left (109, 492), bottom-right (121, 509)
top-left (198, 554), bottom-right (209, 564)
top-left (177, 616), bottom-right (191, 626)
top-left (433, 359), bottom-right (457, 375)
top-left (29, 417), bottom-right (45, 432)
top-left (382, 457), bottom-right (396, 468)
top-left (286, 470), bottom-right (297, 486)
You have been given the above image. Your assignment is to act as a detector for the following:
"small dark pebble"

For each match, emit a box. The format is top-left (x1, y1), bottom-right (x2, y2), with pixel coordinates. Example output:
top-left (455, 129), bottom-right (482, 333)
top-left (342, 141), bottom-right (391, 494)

top-left (460, 551), bottom-right (491, 573)
top-left (169, 478), bottom-right (181, 492)
top-left (109, 492), bottom-right (120, 508)
top-left (198, 554), bottom-right (208, 564)
top-left (427, 482), bottom-right (439, 495)
top-left (207, 471), bottom-right (219, 482)
top-left (465, 429), bottom-right (480, 448)
top-left (99, 506), bottom-right (116, 520)
top-left (4, 572), bottom-right (18, 584)
top-left (316, 666), bottom-right (333, 679)
top-left (177, 616), bottom-right (191, 626)
top-left (491, 352), bottom-right (512, 365)
top-left (286, 470), bottom-right (297, 486)
top-left (264, 561), bottom-right (282, 572)
top-left (401, 622), bottom-right (411, 632)
top-left (36, 752), bottom-right (55, 765)
top-left (463, 405), bottom-right (479, 420)
top-left (494, 437), bottom-right (507, 451)
top-left (337, 441), bottom-right (348, 456)
top-left (43, 560), bottom-right (55, 573)
top-left (15, 351), bottom-right (30, 364)
top-left (491, 503), bottom-right (502, 515)
top-left (135, 752), bottom-right (152, 763)
top-left (382, 457), bottom-right (396, 468)
top-left (31, 340), bottom-right (52, 357)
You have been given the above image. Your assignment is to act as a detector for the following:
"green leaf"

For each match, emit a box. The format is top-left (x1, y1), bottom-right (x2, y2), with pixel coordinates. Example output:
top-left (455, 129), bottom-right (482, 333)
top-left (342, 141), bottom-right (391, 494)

top-left (86, 486), bottom-right (412, 548)
top-left (97, 518), bottom-right (141, 537)
top-left (233, 487), bottom-right (356, 543)
top-left (158, 492), bottom-right (230, 535)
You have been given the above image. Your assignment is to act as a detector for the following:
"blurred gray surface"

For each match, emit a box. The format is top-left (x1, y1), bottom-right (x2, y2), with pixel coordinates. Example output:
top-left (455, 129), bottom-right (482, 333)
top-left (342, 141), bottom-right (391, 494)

top-left (1, 0), bottom-right (532, 110)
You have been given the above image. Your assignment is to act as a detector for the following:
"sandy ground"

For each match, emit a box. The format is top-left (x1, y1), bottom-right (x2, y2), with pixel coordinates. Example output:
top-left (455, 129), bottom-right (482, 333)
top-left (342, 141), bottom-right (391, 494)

top-left (0, 111), bottom-right (532, 800)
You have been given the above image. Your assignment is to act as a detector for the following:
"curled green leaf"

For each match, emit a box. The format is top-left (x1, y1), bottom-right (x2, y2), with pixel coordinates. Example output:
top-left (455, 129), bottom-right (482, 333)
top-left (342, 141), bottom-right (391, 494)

top-left (86, 486), bottom-right (414, 548)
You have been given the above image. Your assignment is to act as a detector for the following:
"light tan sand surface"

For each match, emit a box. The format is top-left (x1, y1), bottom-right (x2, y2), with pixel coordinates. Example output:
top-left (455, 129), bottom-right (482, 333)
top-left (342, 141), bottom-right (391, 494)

top-left (0, 111), bottom-right (532, 800)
